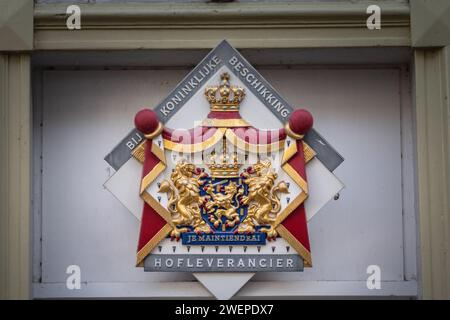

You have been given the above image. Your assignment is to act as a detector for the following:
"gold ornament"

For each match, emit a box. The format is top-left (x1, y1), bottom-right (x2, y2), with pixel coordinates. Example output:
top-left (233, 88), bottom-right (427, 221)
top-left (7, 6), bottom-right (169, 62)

top-left (205, 73), bottom-right (245, 112)
top-left (203, 181), bottom-right (244, 230)
top-left (237, 160), bottom-right (290, 239)
top-left (206, 136), bottom-right (242, 178)
top-left (158, 160), bottom-right (212, 239)
top-left (158, 156), bottom-right (289, 240)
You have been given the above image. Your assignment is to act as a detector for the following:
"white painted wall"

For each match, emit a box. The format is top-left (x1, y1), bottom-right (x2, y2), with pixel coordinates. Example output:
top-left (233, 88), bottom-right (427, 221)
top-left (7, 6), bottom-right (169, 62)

top-left (33, 66), bottom-right (416, 297)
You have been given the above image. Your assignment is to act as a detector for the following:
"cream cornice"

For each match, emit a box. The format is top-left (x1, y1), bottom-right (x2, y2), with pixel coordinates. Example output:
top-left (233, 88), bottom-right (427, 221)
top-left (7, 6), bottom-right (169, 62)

top-left (33, 2), bottom-right (410, 50)
top-left (35, 2), bottom-right (410, 27)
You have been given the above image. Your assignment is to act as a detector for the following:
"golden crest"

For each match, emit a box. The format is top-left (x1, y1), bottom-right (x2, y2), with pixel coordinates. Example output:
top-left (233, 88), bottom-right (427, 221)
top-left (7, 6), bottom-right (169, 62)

top-left (158, 157), bottom-right (289, 241)
top-left (238, 160), bottom-right (289, 239)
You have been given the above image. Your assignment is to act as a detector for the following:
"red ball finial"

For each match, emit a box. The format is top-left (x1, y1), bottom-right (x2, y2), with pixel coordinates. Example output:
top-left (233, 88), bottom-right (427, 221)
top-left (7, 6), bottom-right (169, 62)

top-left (134, 109), bottom-right (160, 135)
top-left (288, 109), bottom-right (313, 136)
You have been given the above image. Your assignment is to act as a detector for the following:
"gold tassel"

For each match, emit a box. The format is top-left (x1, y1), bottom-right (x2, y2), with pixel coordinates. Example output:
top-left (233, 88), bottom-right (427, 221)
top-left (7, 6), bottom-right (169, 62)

top-left (303, 142), bottom-right (316, 164)
top-left (132, 142), bottom-right (146, 163)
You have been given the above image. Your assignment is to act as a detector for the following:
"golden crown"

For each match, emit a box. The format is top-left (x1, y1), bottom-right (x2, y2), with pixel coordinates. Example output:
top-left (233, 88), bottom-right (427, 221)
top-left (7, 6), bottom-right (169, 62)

top-left (205, 73), bottom-right (245, 112)
top-left (207, 154), bottom-right (242, 178)
top-left (206, 138), bottom-right (242, 178)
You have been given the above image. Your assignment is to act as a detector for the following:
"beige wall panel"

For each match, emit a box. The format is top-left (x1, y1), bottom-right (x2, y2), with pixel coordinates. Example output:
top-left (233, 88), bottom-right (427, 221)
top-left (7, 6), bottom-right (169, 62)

top-left (0, 54), bottom-right (31, 299)
top-left (415, 47), bottom-right (450, 299)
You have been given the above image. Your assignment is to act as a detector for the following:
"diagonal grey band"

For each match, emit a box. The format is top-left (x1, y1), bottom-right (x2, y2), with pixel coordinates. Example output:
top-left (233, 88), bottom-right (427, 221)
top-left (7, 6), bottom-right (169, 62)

top-left (304, 130), bottom-right (344, 172)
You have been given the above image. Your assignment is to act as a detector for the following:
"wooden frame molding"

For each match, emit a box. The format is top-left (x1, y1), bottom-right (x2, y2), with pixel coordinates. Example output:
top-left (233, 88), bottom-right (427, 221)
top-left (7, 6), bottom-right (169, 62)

top-left (34, 2), bottom-right (410, 50)
top-left (0, 54), bottom-right (31, 299)
top-left (414, 47), bottom-right (450, 299)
